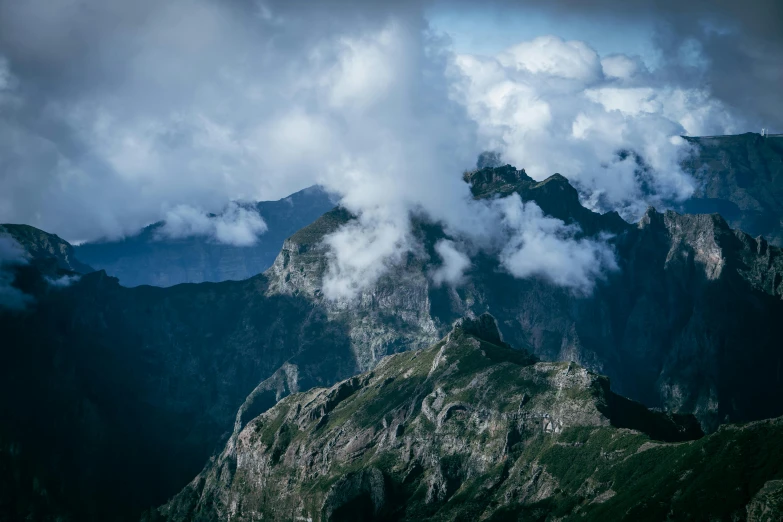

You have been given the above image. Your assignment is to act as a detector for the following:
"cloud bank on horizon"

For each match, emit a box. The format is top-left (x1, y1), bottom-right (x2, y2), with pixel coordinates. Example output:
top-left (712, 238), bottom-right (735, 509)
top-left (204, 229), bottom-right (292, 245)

top-left (0, 0), bottom-right (778, 298)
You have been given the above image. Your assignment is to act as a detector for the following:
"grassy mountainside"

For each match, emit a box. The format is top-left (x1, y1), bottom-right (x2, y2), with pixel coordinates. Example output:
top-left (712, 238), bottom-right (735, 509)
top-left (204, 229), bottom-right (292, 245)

top-left (2, 164), bottom-right (783, 521)
top-left (267, 166), bottom-right (783, 431)
top-left (154, 315), bottom-right (782, 522)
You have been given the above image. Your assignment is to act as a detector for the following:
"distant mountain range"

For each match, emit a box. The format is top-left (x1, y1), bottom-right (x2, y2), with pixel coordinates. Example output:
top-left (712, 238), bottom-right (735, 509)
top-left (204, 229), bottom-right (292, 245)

top-left (73, 185), bottom-right (336, 287)
top-left (71, 133), bottom-right (783, 293)
top-left (1, 134), bottom-right (783, 521)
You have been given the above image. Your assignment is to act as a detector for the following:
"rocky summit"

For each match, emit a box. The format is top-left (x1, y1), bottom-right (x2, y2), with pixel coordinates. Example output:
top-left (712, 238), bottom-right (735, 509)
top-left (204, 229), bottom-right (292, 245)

top-left (2, 161), bottom-right (783, 522)
top-left (265, 165), bottom-right (783, 432)
top-left (150, 315), bottom-right (783, 522)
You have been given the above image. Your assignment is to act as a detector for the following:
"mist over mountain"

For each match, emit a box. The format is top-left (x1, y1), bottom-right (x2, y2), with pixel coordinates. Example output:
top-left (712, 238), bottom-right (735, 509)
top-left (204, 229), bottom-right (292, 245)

top-left (73, 186), bottom-right (335, 287)
top-left (2, 160), bottom-right (783, 521)
top-left (1, 0), bottom-right (782, 520)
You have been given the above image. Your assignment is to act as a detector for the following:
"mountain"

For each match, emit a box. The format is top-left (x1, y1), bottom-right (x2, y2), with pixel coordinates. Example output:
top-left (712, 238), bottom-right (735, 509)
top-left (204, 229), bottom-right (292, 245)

top-left (0, 223), bottom-right (94, 275)
top-left (267, 165), bottom-right (783, 431)
top-left (682, 133), bottom-right (783, 245)
top-left (151, 315), bottom-right (783, 522)
top-left (2, 164), bottom-right (783, 521)
top-left (74, 185), bottom-right (335, 287)
top-left (0, 265), bottom-right (358, 521)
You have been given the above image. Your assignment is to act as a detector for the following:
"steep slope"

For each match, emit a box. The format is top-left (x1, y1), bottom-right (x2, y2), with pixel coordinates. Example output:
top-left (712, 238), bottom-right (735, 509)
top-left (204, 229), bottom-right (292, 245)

top-left (266, 166), bottom-right (783, 431)
top-left (0, 223), bottom-right (94, 275)
top-left (0, 267), bottom-right (357, 521)
top-left (151, 315), bottom-right (783, 522)
top-left (682, 133), bottom-right (783, 245)
top-left (74, 185), bottom-right (335, 287)
top-left (2, 164), bottom-right (783, 521)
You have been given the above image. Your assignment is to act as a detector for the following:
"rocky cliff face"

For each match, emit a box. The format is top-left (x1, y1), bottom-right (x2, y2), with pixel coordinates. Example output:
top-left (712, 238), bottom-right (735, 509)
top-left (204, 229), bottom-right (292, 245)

top-left (264, 166), bottom-right (783, 432)
top-left (0, 223), bottom-right (94, 275)
top-left (0, 265), bottom-right (357, 520)
top-left (2, 164), bottom-right (783, 521)
top-left (682, 133), bottom-right (783, 245)
top-left (153, 315), bottom-right (783, 522)
top-left (74, 185), bottom-right (335, 287)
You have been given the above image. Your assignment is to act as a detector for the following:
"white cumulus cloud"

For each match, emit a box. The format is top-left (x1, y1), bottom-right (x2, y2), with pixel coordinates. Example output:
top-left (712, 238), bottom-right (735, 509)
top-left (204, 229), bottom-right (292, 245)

top-left (454, 35), bottom-right (744, 220)
top-left (494, 194), bottom-right (617, 293)
top-left (432, 239), bottom-right (471, 286)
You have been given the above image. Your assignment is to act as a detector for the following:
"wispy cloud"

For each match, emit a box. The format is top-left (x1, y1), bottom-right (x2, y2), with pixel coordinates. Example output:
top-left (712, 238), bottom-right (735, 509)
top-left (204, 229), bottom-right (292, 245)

top-left (158, 202), bottom-right (268, 246)
top-left (0, 235), bottom-right (31, 310)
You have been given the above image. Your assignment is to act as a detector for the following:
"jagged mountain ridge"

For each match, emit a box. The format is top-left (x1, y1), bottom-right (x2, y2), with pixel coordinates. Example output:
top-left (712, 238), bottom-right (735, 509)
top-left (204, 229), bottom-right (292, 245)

top-left (1, 165), bottom-right (783, 521)
top-left (0, 223), bottom-right (94, 275)
top-left (266, 165), bottom-right (783, 430)
top-left (152, 315), bottom-right (783, 522)
top-left (62, 132), bottom-right (783, 291)
top-left (73, 185), bottom-right (335, 287)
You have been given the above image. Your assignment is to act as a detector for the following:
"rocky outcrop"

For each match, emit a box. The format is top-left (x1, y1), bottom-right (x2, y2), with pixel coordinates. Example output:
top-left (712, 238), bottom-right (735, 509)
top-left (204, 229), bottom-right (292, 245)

top-left (155, 315), bottom-right (782, 522)
top-left (4, 162), bottom-right (783, 521)
top-left (747, 480), bottom-right (783, 522)
top-left (265, 206), bottom-right (442, 374)
top-left (0, 223), bottom-right (93, 274)
top-left (265, 166), bottom-right (783, 432)
top-left (682, 133), bottom-right (783, 245)
top-left (464, 165), bottom-right (628, 235)
top-left (74, 185), bottom-right (335, 287)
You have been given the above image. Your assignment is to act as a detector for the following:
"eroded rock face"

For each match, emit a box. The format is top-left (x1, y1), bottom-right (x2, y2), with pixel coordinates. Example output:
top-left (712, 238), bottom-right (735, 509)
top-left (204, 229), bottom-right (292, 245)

top-left (264, 168), bottom-right (783, 432)
top-left (4, 164), bottom-right (783, 522)
top-left (265, 208), bottom-right (441, 374)
top-left (155, 317), bottom-right (783, 522)
top-left (682, 133), bottom-right (783, 246)
top-left (747, 480), bottom-right (783, 522)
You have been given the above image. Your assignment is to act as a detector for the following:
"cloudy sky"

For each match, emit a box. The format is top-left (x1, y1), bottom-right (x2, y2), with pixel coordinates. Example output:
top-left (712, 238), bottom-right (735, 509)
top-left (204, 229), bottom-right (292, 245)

top-left (0, 0), bottom-right (780, 297)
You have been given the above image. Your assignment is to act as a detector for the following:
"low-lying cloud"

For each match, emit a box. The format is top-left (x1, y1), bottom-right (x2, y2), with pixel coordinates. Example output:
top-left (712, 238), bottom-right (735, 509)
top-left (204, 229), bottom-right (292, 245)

top-left (0, 0), bottom-right (769, 300)
top-left (158, 202), bottom-right (268, 246)
top-left (494, 194), bottom-right (617, 292)
top-left (0, 235), bottom-right (31, 310)
top-left (45, 274), bottom-right (81, 288)
top-left (432, 239), bottom-right (471, 287)
top-left (454, 35), bottom-right (741, 220)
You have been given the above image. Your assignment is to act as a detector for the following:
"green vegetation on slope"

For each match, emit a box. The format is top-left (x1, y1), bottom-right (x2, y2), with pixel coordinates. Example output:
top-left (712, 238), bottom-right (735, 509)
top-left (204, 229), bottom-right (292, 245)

top-left (155, 315), bottom-right (783, 522)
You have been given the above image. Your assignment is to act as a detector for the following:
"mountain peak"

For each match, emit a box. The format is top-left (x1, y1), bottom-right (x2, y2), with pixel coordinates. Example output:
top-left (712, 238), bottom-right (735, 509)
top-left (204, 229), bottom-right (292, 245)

top-left (0, 223), bottom-right (93, 274)
top-left (463, 164), bottom-right (534, 198)
top-left (451, 313), bottom-right (505, 346)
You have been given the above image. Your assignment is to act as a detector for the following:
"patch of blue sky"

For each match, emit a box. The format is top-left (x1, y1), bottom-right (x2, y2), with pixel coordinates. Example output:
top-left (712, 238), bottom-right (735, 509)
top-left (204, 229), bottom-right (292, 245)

top-left (426, 4), bottom-right (663, 69)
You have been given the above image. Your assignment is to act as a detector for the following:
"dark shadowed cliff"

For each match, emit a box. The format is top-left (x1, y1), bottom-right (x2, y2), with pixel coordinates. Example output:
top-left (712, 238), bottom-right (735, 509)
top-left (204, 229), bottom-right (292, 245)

top-left (2, 164), bottom-right (783, 521)
top-left (682, 133), bottom-right (783, 245)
